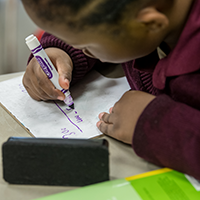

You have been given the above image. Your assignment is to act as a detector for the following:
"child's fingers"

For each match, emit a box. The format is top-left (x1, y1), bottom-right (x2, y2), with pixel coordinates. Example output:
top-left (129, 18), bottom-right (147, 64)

top-left (96, 120), bottom-right (114, 136)
top-left (24, 48), bottom-right (73, 102)
top-left (99, 112), bottom-right (113, 124)
top-left (23, 57), bottom-right (65, 101)
top-left (97, 112), bottom-right (118, 137)
top-left (26, 70), bottom-right (65, 101)
top-left (109, 107), bottom-right (113, 113)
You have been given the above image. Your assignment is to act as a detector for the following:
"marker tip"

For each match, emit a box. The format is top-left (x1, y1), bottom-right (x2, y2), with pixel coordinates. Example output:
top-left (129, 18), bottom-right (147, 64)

top-left (69, 104), bottom-right (74, 109)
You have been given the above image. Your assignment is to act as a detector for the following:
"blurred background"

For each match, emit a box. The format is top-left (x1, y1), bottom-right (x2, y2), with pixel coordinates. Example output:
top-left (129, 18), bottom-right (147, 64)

top-left (0, 0), bottom-right (41, 74)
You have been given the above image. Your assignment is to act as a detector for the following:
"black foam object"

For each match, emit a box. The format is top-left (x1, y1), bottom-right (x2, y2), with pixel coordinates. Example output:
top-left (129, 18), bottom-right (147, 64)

top-left (2, 137), bottom-right (109, 186)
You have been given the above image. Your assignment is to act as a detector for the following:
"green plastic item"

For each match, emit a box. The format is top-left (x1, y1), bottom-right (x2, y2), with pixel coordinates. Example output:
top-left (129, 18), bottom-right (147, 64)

top-left (35, 168), bottom-right (200, 200)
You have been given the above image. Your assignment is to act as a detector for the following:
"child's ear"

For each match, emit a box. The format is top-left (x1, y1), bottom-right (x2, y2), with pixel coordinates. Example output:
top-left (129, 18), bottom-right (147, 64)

top-left (136, 7), bottom-right (169, 32)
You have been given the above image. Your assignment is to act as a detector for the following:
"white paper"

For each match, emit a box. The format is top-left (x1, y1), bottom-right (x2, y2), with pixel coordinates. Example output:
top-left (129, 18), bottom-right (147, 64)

top-left (0, 70), bottom-right (130, 139)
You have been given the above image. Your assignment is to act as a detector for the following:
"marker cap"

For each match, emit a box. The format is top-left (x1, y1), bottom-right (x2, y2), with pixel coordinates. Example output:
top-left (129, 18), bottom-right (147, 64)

top-left (25, 34), bottom-right (40, 50)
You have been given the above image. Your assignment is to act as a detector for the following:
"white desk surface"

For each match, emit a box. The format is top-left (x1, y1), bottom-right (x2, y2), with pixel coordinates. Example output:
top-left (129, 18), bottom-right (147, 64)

top-left (0, 71), bottom-right (159, 200)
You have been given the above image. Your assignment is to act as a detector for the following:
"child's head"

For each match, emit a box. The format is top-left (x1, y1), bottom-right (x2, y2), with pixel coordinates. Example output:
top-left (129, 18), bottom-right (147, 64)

top-left (22, 0), bottom-right (173, 63)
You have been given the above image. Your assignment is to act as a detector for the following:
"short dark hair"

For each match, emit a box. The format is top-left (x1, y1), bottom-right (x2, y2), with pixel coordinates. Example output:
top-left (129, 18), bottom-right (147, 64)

top-left (22, 0), bottom-right (141, 30)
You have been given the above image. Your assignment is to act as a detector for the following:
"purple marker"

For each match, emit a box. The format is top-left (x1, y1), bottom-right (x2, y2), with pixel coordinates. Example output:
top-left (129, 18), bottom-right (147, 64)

top-left (25, 34), bottom-right (74, 109)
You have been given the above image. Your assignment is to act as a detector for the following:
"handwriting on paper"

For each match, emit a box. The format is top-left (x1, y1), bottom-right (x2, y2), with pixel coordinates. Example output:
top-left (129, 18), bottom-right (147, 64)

top-left (19, 84), bottom-right (27, 93)
top-left (19, 83), bottom-right (84, 138)
top-left (54, 101), bottom-right (84, 133)
top-left (61, 128), bottom-right (76, 139)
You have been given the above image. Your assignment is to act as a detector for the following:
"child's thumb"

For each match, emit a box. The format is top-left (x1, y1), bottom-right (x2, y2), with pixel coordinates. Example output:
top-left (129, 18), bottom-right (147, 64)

top-left (56, 51), bottom-right (73, 90)
top-left (57, 62), bottom-right (72, 90)
top-left (59, 73), bottom-right (71, 90)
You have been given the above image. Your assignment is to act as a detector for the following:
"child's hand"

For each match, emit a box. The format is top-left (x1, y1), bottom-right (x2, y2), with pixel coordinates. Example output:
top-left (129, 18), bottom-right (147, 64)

top-left (97, 91), bottom-right (156, 144)
top-left (23, 47), bottom-right (73, 101)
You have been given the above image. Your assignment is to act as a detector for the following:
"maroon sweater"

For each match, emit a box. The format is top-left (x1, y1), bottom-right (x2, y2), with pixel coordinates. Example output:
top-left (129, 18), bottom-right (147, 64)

top-left (30, 0), bottom-right (200, 179)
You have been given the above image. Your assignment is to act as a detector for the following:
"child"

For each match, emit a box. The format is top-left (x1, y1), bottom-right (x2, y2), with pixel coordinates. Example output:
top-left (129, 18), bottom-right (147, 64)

top-left (21, 0), bottom-right (200, 180)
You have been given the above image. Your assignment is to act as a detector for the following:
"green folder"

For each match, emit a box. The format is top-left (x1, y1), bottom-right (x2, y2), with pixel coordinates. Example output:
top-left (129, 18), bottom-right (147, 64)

top-left (34, 168), bottom-right (200, 200)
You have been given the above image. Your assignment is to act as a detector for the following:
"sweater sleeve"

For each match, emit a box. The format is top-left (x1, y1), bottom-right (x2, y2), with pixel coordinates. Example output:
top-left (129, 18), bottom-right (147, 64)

top-left (133, 73), bottom-right (200, 180)
top-left (28, 32), bottom-right (98, 85)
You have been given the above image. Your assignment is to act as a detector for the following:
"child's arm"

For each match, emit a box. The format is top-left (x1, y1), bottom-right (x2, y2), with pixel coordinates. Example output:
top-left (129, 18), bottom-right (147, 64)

top-left (98, 73), bottom-right (200, 180)
top-left (133, 92), bottom-right (200, 180)
top-left (23, 32), bottom-right (98, 101)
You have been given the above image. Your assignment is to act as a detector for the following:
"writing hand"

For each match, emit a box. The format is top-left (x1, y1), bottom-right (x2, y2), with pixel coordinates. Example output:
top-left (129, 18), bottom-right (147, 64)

top-left (96, 91), bottom-right (156, 144)
top-left (23, 47), bottom-right (73, 101)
